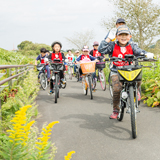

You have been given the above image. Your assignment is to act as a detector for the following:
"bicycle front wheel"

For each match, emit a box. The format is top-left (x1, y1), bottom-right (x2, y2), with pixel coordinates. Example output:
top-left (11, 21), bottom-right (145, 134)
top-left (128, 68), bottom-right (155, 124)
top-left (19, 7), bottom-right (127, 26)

top-left (129, 85), bottom-right (137, 139)
top-left (88, 76), bottom-right (93, 99)
top-left (108, 72), bottom-right (113, 98)
top-left (99, 70), bottom-right (106, 91)
top-left (69, 67), bottom-right (72, 80)
top-left (55, 74), bottom-right (58, 103)
top-left (40, 73), bottom-right (47, 90)
top-left (82, 78), bottom-right (88, 95)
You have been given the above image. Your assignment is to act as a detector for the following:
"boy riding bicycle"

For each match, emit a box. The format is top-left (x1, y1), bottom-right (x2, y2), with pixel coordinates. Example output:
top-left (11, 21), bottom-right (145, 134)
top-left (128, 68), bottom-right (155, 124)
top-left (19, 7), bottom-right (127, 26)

top-left (35, 48), bottom-right (50, 82)
top-left (98, 25), bottom-right (154, 119)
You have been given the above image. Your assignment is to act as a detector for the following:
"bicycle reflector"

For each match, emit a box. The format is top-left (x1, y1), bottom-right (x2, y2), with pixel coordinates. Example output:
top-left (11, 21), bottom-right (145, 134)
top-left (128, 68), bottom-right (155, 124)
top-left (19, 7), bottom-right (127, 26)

top-left (118, 69), bottom-right (142, 81)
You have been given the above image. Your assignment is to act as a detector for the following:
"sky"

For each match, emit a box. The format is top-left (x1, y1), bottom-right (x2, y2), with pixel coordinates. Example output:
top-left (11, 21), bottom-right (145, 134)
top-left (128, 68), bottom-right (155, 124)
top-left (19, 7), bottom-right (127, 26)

top-left (0, 0), bottom-right (159, 51)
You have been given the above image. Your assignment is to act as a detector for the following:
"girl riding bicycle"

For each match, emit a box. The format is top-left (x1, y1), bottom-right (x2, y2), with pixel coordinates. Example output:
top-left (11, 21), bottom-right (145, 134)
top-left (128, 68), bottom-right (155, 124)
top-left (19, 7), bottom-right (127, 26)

top-left (48, 41), bottom-right (66, 94)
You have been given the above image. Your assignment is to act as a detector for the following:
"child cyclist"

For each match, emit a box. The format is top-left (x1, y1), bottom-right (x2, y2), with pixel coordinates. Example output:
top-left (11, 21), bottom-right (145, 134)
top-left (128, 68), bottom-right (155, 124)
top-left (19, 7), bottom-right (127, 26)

top-left (48, 41), bottom-right (66, 95)
top-left (66, 50), bottom-right (74, 76)
top-left (35, 48), bottom-right (50, 82)
top-left (73, 50), bottom-right (80, 74)
top-left (89, 41), bottom-right (104, 80)
top-left (76, 46), bottom-right (99, 82)
top-left (98, 25), bottom-right (154, 119)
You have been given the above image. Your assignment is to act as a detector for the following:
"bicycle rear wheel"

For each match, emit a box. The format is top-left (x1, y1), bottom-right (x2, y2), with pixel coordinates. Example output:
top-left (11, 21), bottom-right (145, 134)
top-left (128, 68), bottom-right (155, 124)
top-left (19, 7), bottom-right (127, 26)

top-left (40, 73), bottom-right (47, 90)
top-left (129, 86), bottom-right (137, 139)
top-left (99, 70), bottom-right (106, 91)
top-left (88, 76), bottom-right (93, 99)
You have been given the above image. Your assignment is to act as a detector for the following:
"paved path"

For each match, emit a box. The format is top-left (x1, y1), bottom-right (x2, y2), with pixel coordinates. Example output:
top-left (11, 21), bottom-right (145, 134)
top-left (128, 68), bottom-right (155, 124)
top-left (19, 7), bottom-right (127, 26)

top-left (36, 77), bottom-right (160, 160)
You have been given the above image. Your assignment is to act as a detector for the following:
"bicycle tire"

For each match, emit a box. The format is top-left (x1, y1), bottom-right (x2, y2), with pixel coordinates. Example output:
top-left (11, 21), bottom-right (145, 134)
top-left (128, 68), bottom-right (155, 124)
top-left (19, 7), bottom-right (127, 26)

top-left (40, 73), bottom-right (47, 90)
top-left (99, 70), bottom-right (106, 91)
top-left (82, 79), bottom-right (88, 95)
top-left (88, 76), bottom-right (93, 99)
top-left (69, 67), bottom-right (72, 80)
top-left (108, 72), bottom-right (113, 98)
top-left (129, 86), bottom-right (137, 139)
top-left (55, 74), bottom-right (58, 103)
top-left (61, 76), bottom-right (67, 89)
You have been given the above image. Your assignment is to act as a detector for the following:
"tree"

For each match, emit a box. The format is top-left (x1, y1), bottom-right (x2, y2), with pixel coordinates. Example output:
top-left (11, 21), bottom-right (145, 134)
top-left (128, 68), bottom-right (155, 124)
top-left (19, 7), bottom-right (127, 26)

top-left (102, 0), bottom-right (160, 49)
top-left (17, 41), bottom-right (33, 50)
top-left (65, 30), bottom-right (95, 50)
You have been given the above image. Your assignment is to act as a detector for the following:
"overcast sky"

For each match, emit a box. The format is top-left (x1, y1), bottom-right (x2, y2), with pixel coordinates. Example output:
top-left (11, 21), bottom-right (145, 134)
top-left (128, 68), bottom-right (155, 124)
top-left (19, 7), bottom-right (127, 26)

top-left (0, 0), bottom-right (159, 51)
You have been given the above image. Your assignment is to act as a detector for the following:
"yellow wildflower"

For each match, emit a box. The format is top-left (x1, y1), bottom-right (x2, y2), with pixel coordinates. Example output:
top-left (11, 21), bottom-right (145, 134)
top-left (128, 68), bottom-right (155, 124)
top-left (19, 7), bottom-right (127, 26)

top-left (64, 151), bottom-right (76, 160)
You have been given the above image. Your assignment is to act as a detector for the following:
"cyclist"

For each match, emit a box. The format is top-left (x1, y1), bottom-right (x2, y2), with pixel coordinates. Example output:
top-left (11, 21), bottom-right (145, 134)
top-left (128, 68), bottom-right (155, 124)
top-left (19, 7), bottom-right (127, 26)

top-left (89, 41), bottom-right (104, 81)
top-left (66, 50), bottom-right (74, 76)
top-left (98, 25), bottom-right (154, 119)
top-left (73, 50), bottom-right (80, 74)
top-left (76, 46), bottom-right (98, 83)
top-left (35, 48), bottom-right (50, 82)
top-left (48, 41), bottom-right (66, 94)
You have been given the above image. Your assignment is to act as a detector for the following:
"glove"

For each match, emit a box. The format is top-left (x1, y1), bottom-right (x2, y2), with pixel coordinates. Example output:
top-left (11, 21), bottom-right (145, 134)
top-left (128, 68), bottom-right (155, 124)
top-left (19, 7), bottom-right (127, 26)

top-left (146, 52), bottom-right (154, 59)
top-left (44, 58), bottom-right (48, 62)
top-left (65, 59), bottom-right (69, 63)
top-left (108, 28), bottom-right (117, 40)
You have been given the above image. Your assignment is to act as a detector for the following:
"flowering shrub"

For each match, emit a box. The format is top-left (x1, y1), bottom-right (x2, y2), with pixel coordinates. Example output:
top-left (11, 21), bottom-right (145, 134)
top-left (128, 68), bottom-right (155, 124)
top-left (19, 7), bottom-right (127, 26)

top-left (0, 105), bottom-right (75, 160)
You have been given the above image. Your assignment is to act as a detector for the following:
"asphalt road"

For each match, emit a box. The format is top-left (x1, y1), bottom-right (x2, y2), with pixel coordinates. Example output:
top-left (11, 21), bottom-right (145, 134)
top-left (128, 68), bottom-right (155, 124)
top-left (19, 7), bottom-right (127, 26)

top-left (36, 77), bottom-right (160, 160)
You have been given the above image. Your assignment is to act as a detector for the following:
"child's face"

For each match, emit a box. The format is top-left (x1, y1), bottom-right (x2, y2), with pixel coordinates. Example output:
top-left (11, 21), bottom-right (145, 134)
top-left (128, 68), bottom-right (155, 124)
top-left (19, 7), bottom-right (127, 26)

top-left (75, 52), bottom-right (79, 56)
top-left (41, 52), bottom-right (46, 56)
top-left (93, 45), bottom-right (98, 50)
top-left (68, 51), bottom-right (72, 55)
top-left (53, 44), bottom-right (61, 53)
top-left (116, 33), bottom-right (132, 46)
top-left (83, 51), bottom-right (89, 56)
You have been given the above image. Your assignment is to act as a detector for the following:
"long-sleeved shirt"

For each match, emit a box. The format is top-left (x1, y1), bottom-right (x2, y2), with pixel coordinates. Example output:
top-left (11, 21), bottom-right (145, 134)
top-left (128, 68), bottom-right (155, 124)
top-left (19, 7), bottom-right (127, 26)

top-left (98, 40), bottom-right (147, 57)
top-left (76, 54), bottom-right (96, 62)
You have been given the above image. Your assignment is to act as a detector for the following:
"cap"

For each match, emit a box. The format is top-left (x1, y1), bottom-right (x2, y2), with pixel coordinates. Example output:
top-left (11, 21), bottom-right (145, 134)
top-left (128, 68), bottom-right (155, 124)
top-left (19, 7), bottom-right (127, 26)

top-left (75, 50), bottom-right (79, 53)
top-left (93, 41), bottom-right (99, 46)
top-left (82, 46), bottom-right (89, 52)
top-left (116, 25), bottom-right (131, 36)
top-left (116, 18), bottom-right (126, 24)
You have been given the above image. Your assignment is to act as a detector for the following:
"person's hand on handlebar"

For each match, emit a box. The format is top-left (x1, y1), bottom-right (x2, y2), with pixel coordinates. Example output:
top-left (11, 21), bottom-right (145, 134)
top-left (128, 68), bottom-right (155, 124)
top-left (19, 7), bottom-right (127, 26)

top-left (145, 52), bottom-right (154, 59)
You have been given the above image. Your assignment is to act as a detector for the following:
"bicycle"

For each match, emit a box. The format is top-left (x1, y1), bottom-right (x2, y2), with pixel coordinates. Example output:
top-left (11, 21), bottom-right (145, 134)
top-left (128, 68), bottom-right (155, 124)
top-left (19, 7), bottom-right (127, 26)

top-left (74, 63), bottom-right (80, 82)
top-left (92, 59), bottom-right (106, 91)
top-left (49, 59), bottom-right (66, 103)
top-left (80, 61), bottom-right (96, 99)
top-left (37, 64), bottom-right (48, 90)
top-left (104, 54), bottom-right (156, 139)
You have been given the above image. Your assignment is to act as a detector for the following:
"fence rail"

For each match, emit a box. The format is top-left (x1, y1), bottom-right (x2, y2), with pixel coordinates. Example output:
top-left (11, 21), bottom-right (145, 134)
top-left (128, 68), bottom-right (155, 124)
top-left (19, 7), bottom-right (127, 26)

top-left (0, 64), bottom-right (34, 91)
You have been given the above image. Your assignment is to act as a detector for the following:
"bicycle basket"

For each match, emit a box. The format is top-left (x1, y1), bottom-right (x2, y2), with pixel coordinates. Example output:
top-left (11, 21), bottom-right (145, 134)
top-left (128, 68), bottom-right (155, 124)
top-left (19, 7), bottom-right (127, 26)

top-left (80, 61), bottom-right (96, 74)
top-left (96, 62), bottom-right (106, 69)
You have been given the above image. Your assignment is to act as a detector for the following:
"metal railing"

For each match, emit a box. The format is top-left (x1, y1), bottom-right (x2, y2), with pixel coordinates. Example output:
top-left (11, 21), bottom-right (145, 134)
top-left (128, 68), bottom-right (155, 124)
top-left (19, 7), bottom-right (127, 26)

top-left (0, 64), bottom-right (34, 119)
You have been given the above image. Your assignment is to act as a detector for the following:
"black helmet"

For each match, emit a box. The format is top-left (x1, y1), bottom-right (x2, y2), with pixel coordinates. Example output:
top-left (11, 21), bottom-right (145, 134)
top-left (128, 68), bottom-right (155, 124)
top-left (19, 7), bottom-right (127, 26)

top-left (51, 41), bottom-right (62, 48)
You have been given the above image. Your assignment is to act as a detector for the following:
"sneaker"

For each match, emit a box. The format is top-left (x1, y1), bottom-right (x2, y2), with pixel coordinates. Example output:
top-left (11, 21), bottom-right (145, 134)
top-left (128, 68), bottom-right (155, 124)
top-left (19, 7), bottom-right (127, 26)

top-left (61, 78), bottom-right (66, 84)
top-left (48, 89), bottom-right (54, 95)
top-left (109, 109), bottom-right (119, 119)
top-left (137, 90), bottom-right (141, 101)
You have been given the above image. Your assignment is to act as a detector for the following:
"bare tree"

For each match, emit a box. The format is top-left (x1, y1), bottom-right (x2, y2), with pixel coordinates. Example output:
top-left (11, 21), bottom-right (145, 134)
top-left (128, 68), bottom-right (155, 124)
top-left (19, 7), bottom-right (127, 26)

top-left (101, 0), bottom-right (160, 49)
top-left (65, 30), bottom-right (95, 50)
